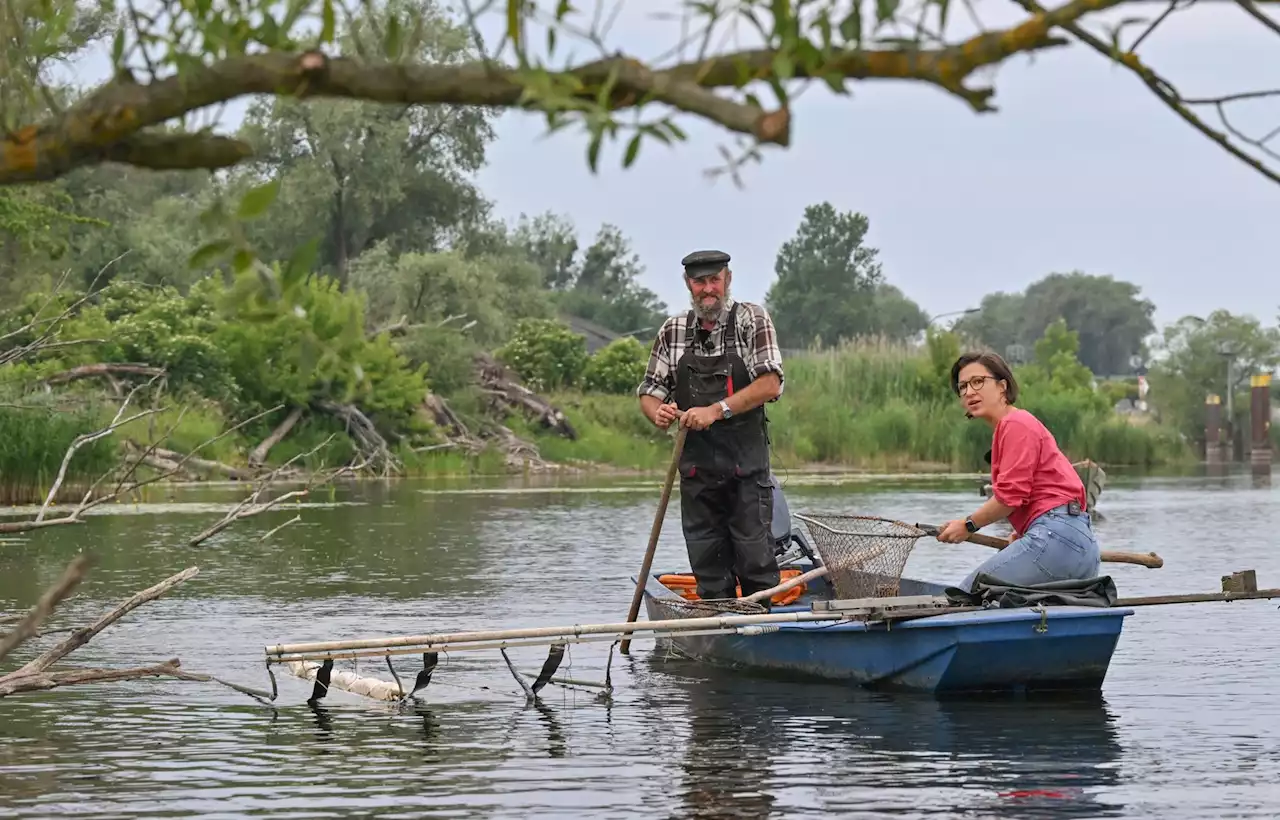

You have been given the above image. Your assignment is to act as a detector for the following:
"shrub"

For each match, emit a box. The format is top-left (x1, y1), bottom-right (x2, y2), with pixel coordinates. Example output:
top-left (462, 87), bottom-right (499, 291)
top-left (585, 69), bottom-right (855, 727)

top-left (495, 318), bottom-right (588, 392)
top-left (583, 336), bottom-right (648, 395)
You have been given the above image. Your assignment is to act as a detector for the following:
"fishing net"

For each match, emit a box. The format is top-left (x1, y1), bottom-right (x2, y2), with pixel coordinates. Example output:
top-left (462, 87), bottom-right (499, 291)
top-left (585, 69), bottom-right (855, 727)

top-left (794, 513), bottom-right (927, 600)
top-left (647, 514), bottom-right (928, 621)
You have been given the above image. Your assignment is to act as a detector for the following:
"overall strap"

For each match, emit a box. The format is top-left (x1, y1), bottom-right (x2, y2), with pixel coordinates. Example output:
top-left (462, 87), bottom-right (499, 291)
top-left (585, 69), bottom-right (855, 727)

top-left (725, 302), bottom-right (742, 353)
top-left (684, 310), bottom-right (697, 347)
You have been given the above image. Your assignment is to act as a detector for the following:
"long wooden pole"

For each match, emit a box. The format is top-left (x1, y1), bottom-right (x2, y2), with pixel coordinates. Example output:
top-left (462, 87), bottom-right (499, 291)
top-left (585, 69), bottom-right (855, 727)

top-left (915, 522), bottom-right (1164, 569)
top-left (620, 425), bottom-right (687, 654)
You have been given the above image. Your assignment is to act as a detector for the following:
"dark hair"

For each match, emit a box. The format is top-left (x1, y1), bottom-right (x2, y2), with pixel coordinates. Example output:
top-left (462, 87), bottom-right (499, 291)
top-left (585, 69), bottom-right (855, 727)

top-left (950, 351), bottom-right (1018, 404)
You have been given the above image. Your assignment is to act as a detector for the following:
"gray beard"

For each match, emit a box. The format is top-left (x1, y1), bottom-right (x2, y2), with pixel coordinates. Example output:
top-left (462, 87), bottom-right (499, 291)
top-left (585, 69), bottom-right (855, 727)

top-left (691, 289), bottom-right (729, 322)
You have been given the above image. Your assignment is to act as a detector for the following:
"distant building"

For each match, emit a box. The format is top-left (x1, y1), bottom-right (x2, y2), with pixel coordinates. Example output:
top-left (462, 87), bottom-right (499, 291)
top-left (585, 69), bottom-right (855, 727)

top-left (562, 314), bottom-right (621, 354)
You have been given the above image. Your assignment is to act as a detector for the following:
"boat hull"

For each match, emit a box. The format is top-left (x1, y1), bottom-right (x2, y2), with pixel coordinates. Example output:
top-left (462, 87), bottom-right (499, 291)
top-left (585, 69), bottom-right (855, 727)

top-left (639, 571), bottom-right (1132, 695)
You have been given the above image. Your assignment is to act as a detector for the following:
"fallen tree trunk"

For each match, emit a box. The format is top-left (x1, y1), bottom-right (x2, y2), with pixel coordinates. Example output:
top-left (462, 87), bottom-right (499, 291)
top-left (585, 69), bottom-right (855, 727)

top-left (146, 445), bottom-right (257, 481)
top-left (40, 363), bottom-right (165, 386)
top-left (0, 659), bottom-right (188, 697)
top-left (423, 391), bottom-right (470, 439)
top-left (313, 400), bottom-right (399, 476)
top-left (474, 353), bottom-right (577, 440)
top-left (249, 406), bottom-right (305, 468)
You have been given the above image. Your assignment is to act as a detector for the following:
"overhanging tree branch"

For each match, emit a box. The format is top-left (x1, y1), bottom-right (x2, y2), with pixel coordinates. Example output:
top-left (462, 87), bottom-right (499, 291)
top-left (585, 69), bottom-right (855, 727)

top-left (1011, 0), bottom-right (1280, 186)
top-left (0, 0), bottom-right (1101, 184)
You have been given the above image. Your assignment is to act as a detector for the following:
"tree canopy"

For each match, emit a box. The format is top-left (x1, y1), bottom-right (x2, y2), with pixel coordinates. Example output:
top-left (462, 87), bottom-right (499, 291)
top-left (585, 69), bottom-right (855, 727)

top-left (766, 202), bottom-right (927, 348)
top-left (953, 272), bottom-right (1156, 375)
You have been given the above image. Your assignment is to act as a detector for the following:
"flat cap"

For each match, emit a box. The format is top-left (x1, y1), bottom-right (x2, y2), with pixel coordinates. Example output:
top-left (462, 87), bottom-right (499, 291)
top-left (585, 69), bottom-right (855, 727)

top-left (681, 249), bottom-right (730, 278)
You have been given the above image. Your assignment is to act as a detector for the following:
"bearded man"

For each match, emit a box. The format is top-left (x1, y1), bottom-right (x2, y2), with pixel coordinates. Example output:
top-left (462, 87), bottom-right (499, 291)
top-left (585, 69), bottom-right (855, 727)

top-left (636, 250), bottom-right (785, 602)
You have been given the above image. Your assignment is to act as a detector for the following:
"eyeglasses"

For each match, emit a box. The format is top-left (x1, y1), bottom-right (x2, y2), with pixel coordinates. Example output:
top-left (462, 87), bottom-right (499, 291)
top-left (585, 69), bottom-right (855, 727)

top-left (956, 375), bottom-right (996, 394)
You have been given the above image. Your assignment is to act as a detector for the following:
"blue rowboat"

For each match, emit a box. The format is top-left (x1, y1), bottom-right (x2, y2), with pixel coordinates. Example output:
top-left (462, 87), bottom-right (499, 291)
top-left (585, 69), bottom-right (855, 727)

top-left (638, 567), bottom-right (1133, 695)
top-left (636, 476), bottom-right (1134, 695)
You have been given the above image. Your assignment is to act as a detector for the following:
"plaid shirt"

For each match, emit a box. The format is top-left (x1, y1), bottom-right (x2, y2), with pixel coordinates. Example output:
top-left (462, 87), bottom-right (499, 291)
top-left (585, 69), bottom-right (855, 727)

top-left (636, 299), bottom-right (785, 402)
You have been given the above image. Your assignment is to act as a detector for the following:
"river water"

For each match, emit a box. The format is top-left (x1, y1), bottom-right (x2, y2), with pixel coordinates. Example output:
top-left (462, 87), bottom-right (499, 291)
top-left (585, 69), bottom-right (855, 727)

top-left (1, 468), bottom-right (1277, 818)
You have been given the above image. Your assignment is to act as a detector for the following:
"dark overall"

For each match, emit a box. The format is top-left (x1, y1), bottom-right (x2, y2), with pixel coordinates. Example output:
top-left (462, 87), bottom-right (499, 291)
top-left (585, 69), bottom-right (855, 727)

top-left (673, 304), bottom-right (781, 601)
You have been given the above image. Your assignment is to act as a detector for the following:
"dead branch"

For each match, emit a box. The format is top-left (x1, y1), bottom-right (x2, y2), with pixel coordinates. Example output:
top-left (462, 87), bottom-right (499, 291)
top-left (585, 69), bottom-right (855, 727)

top-left (0, 658), bottom-right (188, 697)
top-left (312, 400), bottom-right (400, 476)
top-left (475, 353), bottom-right (577, 440)
top-left (187, 436), bottom-right (359, 547)
top-left (40, 363), bottom-right (166, 387)
top-left (132, 444), bottom-right (256, 481)
top-left (0, 555), bottom-right (92, 664)
top-left (4, 566), bottom-right (199, 679)
top-left (0, 257), bottom-right (125, 367)
top-left (248, 406), bottom-right (305, 468)
top-left (35, 375), bottom-right (167, 523)
top-left (423, 391), bottom-right (470, 439)
top-left (1012, 0), bottom-right (1280, 185)
top-left (0, 5), bottom-right (1093, 184)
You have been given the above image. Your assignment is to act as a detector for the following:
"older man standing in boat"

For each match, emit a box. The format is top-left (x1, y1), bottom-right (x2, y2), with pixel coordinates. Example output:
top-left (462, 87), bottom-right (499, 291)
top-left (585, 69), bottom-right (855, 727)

top-left (636, 249), bottom-right (785, 603)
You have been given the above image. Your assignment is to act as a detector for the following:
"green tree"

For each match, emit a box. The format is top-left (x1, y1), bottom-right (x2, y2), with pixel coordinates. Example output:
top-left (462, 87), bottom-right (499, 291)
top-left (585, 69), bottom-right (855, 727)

top-left (232, 0), bottom-right (496, 286)
top-left (766, 202), bottom-right (884, 348)
top-left (495, 319), bottom-right (589, 393)
top-left (1148, 311), bottom-right (1280, 442)
top-left (953, 291), bottom-right (1027, 361)
top-left (583, 337), bottom-right (649, 395)
top-left (868, 283), bottom-right (928, 341)
top-left (954, 273), bottom-right (1155, 375)
top-left (508, 215), bottom-right (667, 336)
top-left (1020, 273), bottom-right (1155, 375)
top-left (347, 241), bottom-right (551, 347)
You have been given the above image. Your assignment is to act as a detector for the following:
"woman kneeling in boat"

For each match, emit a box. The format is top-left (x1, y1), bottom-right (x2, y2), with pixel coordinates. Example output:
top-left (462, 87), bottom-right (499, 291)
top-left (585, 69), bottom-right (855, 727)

top-left (935, 351), bottom-right (1102, 592)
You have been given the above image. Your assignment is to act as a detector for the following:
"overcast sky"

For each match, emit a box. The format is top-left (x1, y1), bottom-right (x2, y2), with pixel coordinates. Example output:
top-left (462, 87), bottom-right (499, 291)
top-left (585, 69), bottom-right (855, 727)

top-left (467, 3), bottom-right (1280, 335)
top-left (66, 2), bottom-right (1280, 335)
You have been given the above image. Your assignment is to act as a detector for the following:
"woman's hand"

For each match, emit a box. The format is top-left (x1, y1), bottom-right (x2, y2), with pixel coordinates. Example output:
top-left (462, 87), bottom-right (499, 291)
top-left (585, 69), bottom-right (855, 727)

top-left (936, 519), bottom-right (971, 543)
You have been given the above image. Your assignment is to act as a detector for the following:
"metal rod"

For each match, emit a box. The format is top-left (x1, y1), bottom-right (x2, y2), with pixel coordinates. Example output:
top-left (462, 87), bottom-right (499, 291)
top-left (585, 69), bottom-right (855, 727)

top-left (266, 623), bottom-right (809, 664)
top-left (265, 608), bottom-right (851, 658)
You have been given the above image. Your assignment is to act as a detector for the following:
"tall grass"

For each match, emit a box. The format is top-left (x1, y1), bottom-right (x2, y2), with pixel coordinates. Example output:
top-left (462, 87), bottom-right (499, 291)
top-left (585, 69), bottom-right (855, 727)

top-left (0, 401), bottom-right (119, 505)
top-left (520, 339), bottom-right (1194, 473)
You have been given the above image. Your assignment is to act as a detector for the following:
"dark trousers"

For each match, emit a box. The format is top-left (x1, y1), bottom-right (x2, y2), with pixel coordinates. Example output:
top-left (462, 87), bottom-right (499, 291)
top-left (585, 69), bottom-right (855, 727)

top-left (679, 470), bottom-right (781, 600)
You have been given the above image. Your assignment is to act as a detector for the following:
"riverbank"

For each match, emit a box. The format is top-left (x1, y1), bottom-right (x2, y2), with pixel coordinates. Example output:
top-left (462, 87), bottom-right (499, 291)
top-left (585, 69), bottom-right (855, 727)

top-left (0, 369), bottom-right (1200, 506)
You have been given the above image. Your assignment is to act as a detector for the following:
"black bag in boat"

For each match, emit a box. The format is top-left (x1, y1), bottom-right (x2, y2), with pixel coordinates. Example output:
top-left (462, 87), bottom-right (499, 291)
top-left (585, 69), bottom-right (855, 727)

top-left (943, 574), bottom-right (1119, 609)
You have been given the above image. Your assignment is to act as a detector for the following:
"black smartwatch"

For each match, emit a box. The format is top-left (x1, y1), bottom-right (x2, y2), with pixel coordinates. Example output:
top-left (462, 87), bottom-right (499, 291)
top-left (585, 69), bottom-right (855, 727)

top-left (964, 518), bottom-right (978, 533)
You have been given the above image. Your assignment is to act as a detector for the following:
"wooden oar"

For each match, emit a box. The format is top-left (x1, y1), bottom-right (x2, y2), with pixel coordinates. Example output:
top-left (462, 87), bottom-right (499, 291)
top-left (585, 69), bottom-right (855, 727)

top-left (620, 425), bottom-right (687, 655)
top-left (915, 522), bottom-right (1164, 568)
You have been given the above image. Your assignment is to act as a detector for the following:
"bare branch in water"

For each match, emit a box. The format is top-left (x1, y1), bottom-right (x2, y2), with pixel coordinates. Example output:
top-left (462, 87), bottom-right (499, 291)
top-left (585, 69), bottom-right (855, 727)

top-left (0, 555), bottom-right (93, 664)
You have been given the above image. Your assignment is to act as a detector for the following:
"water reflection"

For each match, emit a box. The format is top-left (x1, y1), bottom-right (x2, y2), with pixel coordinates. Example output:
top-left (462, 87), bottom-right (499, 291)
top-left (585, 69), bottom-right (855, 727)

top-left (653, 659), bottom-right (1124, 819)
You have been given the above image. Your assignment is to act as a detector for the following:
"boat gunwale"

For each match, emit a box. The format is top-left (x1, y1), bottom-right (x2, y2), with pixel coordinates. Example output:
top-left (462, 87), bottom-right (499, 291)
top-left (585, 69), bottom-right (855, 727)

top-left (639, 571), bottom-right (1134, 632)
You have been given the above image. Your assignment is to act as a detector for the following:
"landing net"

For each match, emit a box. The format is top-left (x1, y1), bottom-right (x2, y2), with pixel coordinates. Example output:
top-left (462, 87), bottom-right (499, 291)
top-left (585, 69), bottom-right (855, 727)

top-left (650, 514), bottom-right (929, 620)
top-left (795, 513), bottom-right (926, 600)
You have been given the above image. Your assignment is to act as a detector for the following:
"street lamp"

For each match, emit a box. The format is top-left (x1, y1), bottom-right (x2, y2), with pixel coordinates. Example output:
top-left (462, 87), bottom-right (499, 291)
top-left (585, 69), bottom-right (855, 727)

top-left (927, 308), bottom-right (979, 326)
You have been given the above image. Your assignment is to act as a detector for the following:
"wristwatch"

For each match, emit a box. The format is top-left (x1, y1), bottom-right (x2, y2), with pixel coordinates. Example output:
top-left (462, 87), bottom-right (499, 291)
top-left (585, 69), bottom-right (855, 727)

top-left (718, 400), bottom-right (732, 419)
top-left (964, 517), bottom-right (978, 533)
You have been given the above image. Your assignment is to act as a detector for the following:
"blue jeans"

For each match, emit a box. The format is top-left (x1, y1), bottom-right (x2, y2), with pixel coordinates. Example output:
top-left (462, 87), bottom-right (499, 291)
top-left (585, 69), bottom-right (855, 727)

top-left (960, 506), bottom-right (1102, 592)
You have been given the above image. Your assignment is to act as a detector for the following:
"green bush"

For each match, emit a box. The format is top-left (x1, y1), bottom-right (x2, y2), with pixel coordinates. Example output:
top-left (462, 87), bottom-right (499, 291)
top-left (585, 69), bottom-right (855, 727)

top-left (495, 318), bottom-right (588, 392)
top-left (583, 336), bottom-right (649, 395)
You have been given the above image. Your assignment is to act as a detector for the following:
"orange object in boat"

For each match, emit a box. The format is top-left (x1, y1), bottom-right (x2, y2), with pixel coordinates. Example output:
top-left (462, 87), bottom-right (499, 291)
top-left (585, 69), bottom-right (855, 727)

top-left (657, 569), bottom-right (806, 607)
